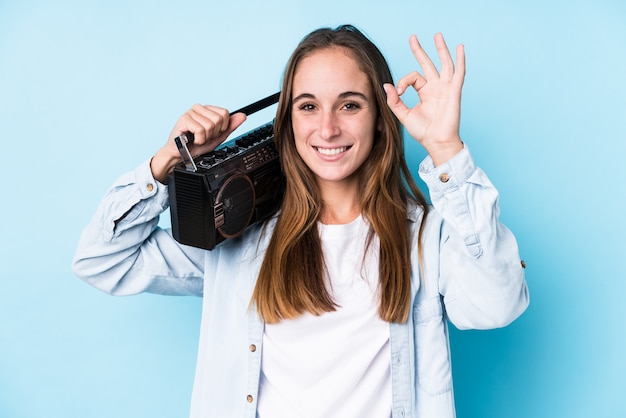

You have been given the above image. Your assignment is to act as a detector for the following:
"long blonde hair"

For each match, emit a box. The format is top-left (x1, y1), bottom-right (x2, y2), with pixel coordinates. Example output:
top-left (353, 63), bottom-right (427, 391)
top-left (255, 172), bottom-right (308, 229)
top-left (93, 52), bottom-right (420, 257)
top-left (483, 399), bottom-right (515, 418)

top-left (252, 25), bottom-right (429, 324)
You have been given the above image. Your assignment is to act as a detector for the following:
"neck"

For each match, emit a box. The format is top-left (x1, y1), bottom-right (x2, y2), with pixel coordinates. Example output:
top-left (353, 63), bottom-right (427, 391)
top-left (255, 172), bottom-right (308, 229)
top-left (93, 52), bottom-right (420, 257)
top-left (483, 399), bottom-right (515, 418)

top-left (317, 179), bottom-right (361, 225)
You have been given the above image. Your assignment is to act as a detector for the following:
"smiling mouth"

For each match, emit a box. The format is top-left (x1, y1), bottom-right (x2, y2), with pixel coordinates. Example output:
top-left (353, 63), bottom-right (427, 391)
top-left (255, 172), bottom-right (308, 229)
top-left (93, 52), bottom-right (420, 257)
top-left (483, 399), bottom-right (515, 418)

top-left (315, 146), bottom-right (350, 156)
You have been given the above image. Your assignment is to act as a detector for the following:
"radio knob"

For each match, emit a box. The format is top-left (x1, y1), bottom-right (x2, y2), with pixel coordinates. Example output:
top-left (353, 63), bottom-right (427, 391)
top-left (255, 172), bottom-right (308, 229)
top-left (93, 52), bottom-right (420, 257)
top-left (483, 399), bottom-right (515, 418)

top-left (202, 155), bottom-right (216, 165)
top-left (236, 135), bottom-right (253, 148)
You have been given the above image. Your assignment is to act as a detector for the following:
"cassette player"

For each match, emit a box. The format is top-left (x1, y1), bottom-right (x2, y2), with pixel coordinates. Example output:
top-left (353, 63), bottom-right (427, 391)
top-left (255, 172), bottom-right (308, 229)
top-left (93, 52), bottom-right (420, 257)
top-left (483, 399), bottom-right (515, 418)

top-left (168, 93), bottom-right (284, 250)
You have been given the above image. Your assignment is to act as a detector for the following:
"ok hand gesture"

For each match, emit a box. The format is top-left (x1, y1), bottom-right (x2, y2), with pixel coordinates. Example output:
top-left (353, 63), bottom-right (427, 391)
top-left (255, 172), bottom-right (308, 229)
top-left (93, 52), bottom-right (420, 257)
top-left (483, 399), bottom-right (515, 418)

top-left (384, 33), bottom-right (465, 166)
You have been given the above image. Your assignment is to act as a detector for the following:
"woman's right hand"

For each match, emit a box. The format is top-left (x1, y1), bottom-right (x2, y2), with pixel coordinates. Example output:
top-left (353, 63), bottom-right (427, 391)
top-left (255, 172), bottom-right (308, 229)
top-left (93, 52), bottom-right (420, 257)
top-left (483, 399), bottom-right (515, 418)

top-left (150, 104), bottom-right (247, 184)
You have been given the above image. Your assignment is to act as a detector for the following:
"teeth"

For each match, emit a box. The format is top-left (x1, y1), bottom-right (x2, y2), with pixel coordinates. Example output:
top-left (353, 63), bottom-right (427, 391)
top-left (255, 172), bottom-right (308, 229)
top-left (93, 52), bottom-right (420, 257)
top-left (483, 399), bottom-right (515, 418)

top-left (316, 147), bottom-right (347, 156)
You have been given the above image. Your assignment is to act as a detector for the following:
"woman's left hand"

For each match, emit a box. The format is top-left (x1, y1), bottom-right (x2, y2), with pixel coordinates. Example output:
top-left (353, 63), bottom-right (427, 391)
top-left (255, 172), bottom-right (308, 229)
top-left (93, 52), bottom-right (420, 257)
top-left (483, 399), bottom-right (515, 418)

top-left (384, 33), bottom-right (465, 166)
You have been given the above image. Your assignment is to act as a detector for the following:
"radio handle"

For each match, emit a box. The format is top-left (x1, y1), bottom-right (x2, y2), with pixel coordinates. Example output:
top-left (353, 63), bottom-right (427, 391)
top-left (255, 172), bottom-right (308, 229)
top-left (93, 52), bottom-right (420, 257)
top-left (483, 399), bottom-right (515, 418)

top-left (173, 92), bottom-right (280, 172)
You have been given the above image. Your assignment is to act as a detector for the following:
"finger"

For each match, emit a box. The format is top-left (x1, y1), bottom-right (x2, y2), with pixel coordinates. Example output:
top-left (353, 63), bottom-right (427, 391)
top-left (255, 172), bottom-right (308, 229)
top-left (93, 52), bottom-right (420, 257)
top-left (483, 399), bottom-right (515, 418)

top-left (453, 43), bottom-right (466, 88)
top-left (173, 111), bottom-right (208, 144)
top-left (191, 104), bottom-right (230, 139)
top-left (409, 35), bottom-right (439, 80)
top-left (434, 33), bottom-right (455, 81)
top-left (178, 113), bottom-right (247, 156)
top-left (396, 71), bottom-right (428, 95)
top-left (184, 112), bottom-right (247, 156)
top-left (383, 83), bottom-right (410, 123)
top-left (183, 105), bottom-right (228, 144)
top-left (201, 105), bottom-right (231, 133)
top-left (226, 112), bottom-right (247, 136)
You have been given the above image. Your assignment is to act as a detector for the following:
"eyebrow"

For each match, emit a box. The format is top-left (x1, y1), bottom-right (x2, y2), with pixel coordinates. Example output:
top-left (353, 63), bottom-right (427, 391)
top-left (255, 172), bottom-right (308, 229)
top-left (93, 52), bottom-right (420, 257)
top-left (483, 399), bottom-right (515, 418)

top-left (292, 91), bottom-right (369, 103)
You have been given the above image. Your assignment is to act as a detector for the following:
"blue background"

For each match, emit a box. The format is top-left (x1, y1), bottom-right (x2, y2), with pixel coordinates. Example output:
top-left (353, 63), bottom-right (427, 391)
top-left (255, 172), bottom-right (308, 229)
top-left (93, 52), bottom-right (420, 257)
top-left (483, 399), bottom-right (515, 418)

top-left (1, 0), bottom-right (625, 417)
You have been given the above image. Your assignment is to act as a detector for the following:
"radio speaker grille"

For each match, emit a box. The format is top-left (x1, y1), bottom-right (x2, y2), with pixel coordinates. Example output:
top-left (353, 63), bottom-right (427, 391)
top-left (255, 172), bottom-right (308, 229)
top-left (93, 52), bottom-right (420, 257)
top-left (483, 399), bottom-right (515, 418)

top-left (216, 174), bottom-right (255, 238)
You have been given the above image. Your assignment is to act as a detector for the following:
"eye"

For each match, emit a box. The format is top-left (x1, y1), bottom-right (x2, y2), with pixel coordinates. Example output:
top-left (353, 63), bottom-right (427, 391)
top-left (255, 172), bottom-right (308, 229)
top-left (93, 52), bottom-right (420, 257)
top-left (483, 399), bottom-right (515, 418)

top-left (297, 102), bottom-right (317, 111)
top-left (342, 101), bottom-right (361, 111)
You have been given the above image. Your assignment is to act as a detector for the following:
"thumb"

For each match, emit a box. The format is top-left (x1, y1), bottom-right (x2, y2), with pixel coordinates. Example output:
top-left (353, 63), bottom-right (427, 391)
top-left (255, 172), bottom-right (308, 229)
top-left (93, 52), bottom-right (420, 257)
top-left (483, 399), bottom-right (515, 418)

top-left (383, 83), bottom-right (409, 123)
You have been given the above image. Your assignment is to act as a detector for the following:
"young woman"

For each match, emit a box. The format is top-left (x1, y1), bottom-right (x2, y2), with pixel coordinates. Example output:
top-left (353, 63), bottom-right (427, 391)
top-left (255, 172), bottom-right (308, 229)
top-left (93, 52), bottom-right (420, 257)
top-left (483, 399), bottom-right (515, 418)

top-left (73, 25), bottom-right (528, 418)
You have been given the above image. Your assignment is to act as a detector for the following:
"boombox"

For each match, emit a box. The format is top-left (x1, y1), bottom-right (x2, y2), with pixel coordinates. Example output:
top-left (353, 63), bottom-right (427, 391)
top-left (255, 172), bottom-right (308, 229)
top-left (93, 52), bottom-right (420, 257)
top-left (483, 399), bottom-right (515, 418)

top-left (168, 93), bottom-right (284, 250)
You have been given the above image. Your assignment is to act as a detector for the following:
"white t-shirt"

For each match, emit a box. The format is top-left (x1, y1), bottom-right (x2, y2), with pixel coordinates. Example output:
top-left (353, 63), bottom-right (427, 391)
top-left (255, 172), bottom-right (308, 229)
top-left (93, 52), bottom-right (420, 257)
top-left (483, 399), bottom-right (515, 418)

top-left (257, 215), bottom-right (392, 418)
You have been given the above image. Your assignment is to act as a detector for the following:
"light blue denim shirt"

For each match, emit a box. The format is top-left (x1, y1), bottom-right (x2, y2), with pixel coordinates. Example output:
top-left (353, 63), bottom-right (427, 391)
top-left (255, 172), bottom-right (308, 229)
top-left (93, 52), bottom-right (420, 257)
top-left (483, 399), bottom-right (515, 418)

top-left (73, 146), bottom-right (529, 418)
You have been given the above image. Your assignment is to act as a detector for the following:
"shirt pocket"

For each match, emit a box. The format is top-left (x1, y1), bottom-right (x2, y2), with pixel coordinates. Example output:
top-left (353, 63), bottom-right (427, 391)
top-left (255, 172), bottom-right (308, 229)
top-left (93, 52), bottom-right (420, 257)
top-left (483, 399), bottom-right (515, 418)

top-left (413, 296), bottom-right (453, 396)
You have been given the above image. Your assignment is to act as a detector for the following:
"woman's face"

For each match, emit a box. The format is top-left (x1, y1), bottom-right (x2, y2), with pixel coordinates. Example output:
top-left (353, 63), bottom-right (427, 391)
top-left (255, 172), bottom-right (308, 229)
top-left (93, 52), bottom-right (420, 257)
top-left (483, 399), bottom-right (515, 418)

top-left (291, 47), bottom-right (378, 189)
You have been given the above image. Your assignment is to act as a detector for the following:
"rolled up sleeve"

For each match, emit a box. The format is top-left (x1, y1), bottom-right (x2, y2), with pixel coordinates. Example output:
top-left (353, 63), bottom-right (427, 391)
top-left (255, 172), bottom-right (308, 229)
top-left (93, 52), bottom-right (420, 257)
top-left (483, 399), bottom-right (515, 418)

top-left (72, 159), bottom-right (205, 297)
top-left (420, 146), bottom-right (529, 330)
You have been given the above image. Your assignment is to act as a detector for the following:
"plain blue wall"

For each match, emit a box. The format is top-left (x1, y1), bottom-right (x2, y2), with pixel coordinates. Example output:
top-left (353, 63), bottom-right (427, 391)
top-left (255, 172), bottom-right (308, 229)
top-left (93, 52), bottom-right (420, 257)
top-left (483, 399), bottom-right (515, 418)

top-left (1, 0), bottom-right (625, 417)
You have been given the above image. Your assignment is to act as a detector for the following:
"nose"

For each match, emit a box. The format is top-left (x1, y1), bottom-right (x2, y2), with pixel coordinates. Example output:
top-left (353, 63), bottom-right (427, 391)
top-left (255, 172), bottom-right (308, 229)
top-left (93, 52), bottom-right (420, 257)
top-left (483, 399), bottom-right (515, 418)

top-left (319, 111), bottom-right (340, 140)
